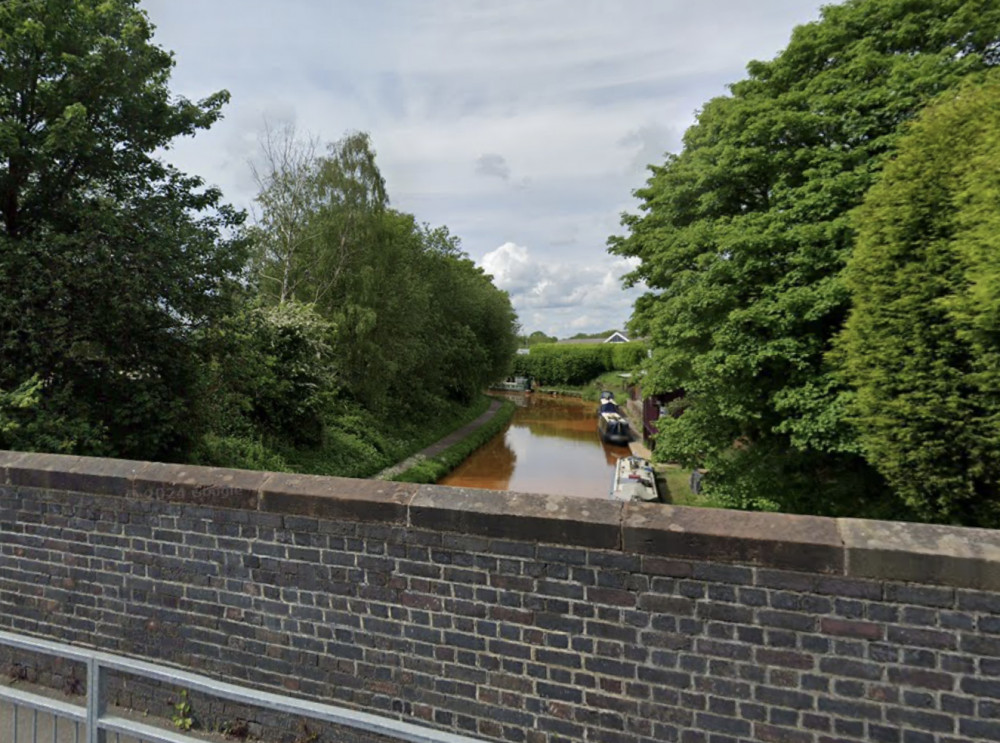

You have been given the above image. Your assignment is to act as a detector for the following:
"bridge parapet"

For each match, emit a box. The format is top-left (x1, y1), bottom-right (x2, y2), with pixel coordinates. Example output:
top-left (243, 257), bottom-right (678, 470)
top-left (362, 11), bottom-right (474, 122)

top-left (1, 451), bottom-right (999, 742)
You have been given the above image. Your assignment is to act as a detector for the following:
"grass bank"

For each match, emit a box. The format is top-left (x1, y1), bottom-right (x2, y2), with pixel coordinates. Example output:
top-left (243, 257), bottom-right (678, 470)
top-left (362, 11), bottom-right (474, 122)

top-left (194, 395), bottom-right (497, 479)
top-left (390, 399), bottom-right (516, 484)
top-left (655, 464), bottom-right (718, 508)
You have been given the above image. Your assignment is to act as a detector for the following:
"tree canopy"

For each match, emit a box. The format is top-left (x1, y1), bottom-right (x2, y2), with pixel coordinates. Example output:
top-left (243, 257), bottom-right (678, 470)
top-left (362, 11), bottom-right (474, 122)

top-left (0, 3), bottom-right (520, 476)
top-left (611, 0), bottom-right (1000, 518)
top-left (838, 71), bottom-right (1000, 526)
top-left (0, 0), bottom-right (244, 458)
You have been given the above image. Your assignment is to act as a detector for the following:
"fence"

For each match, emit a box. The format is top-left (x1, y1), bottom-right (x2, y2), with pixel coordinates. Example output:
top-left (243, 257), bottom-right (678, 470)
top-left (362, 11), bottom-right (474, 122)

top-left (0, 629), bottom-right (485, 743)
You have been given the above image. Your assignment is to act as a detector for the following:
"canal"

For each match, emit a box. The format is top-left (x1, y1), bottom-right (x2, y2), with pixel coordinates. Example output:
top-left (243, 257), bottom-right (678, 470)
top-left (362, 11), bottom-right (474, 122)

top-left (438, 393), bottom-right (631, 499)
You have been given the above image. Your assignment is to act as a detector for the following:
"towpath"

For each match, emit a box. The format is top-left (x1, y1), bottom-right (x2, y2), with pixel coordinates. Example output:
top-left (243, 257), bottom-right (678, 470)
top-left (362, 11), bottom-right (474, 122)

top-left (374, 398), bottom-right (505, 480)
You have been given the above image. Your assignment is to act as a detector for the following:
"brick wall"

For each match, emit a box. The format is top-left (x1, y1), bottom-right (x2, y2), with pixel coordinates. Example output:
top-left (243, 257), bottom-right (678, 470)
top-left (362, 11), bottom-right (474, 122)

top-left (1, 450), bottom-right (999, 743)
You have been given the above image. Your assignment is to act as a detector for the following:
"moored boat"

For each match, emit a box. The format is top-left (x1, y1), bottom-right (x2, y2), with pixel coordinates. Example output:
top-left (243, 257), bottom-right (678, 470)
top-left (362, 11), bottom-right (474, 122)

top-left (610, 455), bottom-right (660, 502)
top-left (597, 391), bottom-right (630, 444)
top-left (491, 375), bottom-right (533, 392)
top-left (598, 411), bottom-right (630, 444)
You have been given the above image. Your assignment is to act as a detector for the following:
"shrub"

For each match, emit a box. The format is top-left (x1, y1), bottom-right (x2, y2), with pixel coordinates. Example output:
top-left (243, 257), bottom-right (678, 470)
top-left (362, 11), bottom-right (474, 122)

top-left (191, 434), bottom-right (288, 472)
top-left (512, 342), bottom-right (646, 385)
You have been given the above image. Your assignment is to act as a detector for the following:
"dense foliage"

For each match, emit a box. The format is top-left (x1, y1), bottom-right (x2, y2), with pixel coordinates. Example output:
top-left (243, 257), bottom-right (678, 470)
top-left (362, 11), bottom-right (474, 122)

top-left (513, 342), bottom-right (647, 386)
top-left (838, 71), bottom-right (1000, 526)
top-left (611, 0), bottom-right (1000, 520)
top-left (0, 0), bottom-right (245, 459)
top-left (196, 128), bottom-right (520, 472)
top-left (0, 2), bottom-right (520, 477)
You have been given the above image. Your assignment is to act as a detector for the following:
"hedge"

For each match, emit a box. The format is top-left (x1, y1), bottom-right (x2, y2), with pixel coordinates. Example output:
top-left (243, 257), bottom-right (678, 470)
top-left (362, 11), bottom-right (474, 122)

top-left (512, 342), bottom-right (647, 386)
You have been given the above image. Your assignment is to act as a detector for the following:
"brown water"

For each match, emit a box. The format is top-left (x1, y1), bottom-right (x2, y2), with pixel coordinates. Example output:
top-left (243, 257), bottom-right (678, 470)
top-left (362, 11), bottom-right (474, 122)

top-left (438, 393), bottom-right (631, 498)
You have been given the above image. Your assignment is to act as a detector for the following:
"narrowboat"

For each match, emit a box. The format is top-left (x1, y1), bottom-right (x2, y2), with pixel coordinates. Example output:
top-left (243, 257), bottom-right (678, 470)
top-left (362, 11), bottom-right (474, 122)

top-left (597, 392), bottom-right (630, 444)
top-left (610, 455), bottom-right (660, 502)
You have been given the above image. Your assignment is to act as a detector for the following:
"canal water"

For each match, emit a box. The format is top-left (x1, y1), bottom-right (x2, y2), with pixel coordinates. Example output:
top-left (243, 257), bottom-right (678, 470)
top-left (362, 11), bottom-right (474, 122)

top-left (438, 393), bottom-right (631, 499)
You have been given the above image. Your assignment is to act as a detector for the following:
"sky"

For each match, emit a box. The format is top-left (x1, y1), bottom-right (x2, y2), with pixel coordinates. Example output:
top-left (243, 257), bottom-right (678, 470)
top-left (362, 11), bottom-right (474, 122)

top-left (142, 0), bottom-right (832, 339)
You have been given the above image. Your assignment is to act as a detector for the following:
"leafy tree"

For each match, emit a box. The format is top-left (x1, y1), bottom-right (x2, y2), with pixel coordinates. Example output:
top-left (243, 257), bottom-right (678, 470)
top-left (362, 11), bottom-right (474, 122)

top-left (248, 129), bottom-right (519, 416)
top-left (0, 0), bottom-right (245, 459)
top-left (524, 331), bottom-right (557, 346)
top-left (251, 127), bottom-right (387, 310)
top-left (325, 210), bottom-right (517, 410)
top-left (306, 131), bottom-right (389, 309)
top-left (610, 0), bottom-right (1000, 516)
top-left (194, 300), bottom-right (337, 448)
top-left (249, 122), bottom-right (321, 305)
top-left (423, 247), bottom-right (520, 402)
top-left (838, 71), bottom-right (1000, 526)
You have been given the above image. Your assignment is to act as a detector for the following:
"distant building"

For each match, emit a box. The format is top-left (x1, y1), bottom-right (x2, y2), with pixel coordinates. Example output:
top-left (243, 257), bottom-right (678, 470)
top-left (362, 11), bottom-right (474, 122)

top-left (556, 331), bottom-right (630, 345)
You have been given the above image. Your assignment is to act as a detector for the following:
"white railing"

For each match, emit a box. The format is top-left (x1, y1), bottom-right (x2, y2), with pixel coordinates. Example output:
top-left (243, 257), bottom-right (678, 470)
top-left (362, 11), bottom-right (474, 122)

top-left (0, 629), bottom-right (484, 743)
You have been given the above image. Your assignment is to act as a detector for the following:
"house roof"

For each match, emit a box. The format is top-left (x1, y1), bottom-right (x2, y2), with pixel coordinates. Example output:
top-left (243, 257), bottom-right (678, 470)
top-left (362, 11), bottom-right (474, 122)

top-left (556, 331), bottom-right (630, 344)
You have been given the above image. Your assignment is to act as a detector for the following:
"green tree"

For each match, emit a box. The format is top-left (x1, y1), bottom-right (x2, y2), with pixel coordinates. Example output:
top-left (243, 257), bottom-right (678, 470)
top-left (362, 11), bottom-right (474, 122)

top-left (249, 122), bottom-right (321, 305)
top-left (524, 331), bottom-right (557, 346)
top-left (838, 71), bottom-right (1000, 526)
top-left (194, 299), bottom-right (337, 448)
top-left (423, 247), bottom-right (520, 402)
top-left (610, 0), bottom-right (1000, 516)
top-left (248, 129), bottom-right (519, 415)
top-left (0, 0), bottom-right (245, 459)
top-left (250, 127), bottom-right (387, 310)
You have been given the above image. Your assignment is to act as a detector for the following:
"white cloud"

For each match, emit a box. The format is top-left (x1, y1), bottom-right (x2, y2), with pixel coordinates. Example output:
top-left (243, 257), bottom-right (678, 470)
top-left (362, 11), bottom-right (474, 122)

top-left (480, 242), bottom-right (643, 337)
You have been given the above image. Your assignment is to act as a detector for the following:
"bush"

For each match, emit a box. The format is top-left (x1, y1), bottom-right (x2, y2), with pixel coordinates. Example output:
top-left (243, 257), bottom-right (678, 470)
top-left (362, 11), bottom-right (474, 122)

top-left (191, 434), bottom-right (289, 472)
top-left (612, 342), bottom-right (648, 370)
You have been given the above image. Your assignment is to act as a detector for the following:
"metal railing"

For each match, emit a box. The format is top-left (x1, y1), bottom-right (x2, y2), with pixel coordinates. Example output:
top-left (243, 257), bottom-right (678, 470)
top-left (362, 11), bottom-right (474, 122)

top-left (0, 629), bottom-right (485, 743)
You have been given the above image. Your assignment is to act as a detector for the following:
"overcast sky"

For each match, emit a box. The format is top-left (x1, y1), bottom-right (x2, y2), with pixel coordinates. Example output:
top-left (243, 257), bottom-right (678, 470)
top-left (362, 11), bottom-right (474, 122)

top-left (142, 0), bottom-right (831, 338)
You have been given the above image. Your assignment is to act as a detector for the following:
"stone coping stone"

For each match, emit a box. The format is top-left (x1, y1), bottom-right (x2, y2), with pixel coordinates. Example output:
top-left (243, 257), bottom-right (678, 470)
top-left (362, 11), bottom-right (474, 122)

top-left (0, 450), bottom-right (30, 484)
top-left (1, 451), bottom-right (144, 497)
top-left (133, 461), bottom-right (267, 510)
top-left (410, 485), bottom-right (622, 549)
top-left (260, 472), bottom-right (417, 524)
top-left (840, 518), bottom-right (1000, 591)
top-left (623, 503), bottom-right (845, 574)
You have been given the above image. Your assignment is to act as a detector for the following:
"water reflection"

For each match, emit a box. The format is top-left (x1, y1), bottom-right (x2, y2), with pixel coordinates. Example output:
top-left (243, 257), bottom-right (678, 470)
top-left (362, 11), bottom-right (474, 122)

top-left (439, 393), bottom-right (631, 498)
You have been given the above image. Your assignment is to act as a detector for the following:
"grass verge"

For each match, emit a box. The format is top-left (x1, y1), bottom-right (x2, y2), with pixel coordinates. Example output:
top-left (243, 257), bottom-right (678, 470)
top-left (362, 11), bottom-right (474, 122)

top-left (391, 399), bottom-right (516, 484)
top-left (656, 463), bottom-right (718, 507)
top-left (284, 394), bottom-right (496, 479)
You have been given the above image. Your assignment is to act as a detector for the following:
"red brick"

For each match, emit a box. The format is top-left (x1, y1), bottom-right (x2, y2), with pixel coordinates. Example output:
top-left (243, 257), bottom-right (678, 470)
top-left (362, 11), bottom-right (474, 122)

top-left (820, 618), bottom-right (884, 640)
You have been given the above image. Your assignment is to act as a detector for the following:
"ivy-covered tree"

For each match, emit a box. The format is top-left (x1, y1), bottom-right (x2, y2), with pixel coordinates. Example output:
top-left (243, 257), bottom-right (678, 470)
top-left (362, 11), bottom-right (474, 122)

top-left (0, 0), bottom-right (245, 458)
top-left (838, 71), bottom-right (1000, 527)
top-left (610, 0), bottom-right (1000, 517)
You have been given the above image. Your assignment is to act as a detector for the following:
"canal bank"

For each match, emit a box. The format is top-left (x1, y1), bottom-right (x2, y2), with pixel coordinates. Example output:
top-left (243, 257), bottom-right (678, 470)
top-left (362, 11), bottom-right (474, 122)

top-left (373, 397), bottom-right (513, 481)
